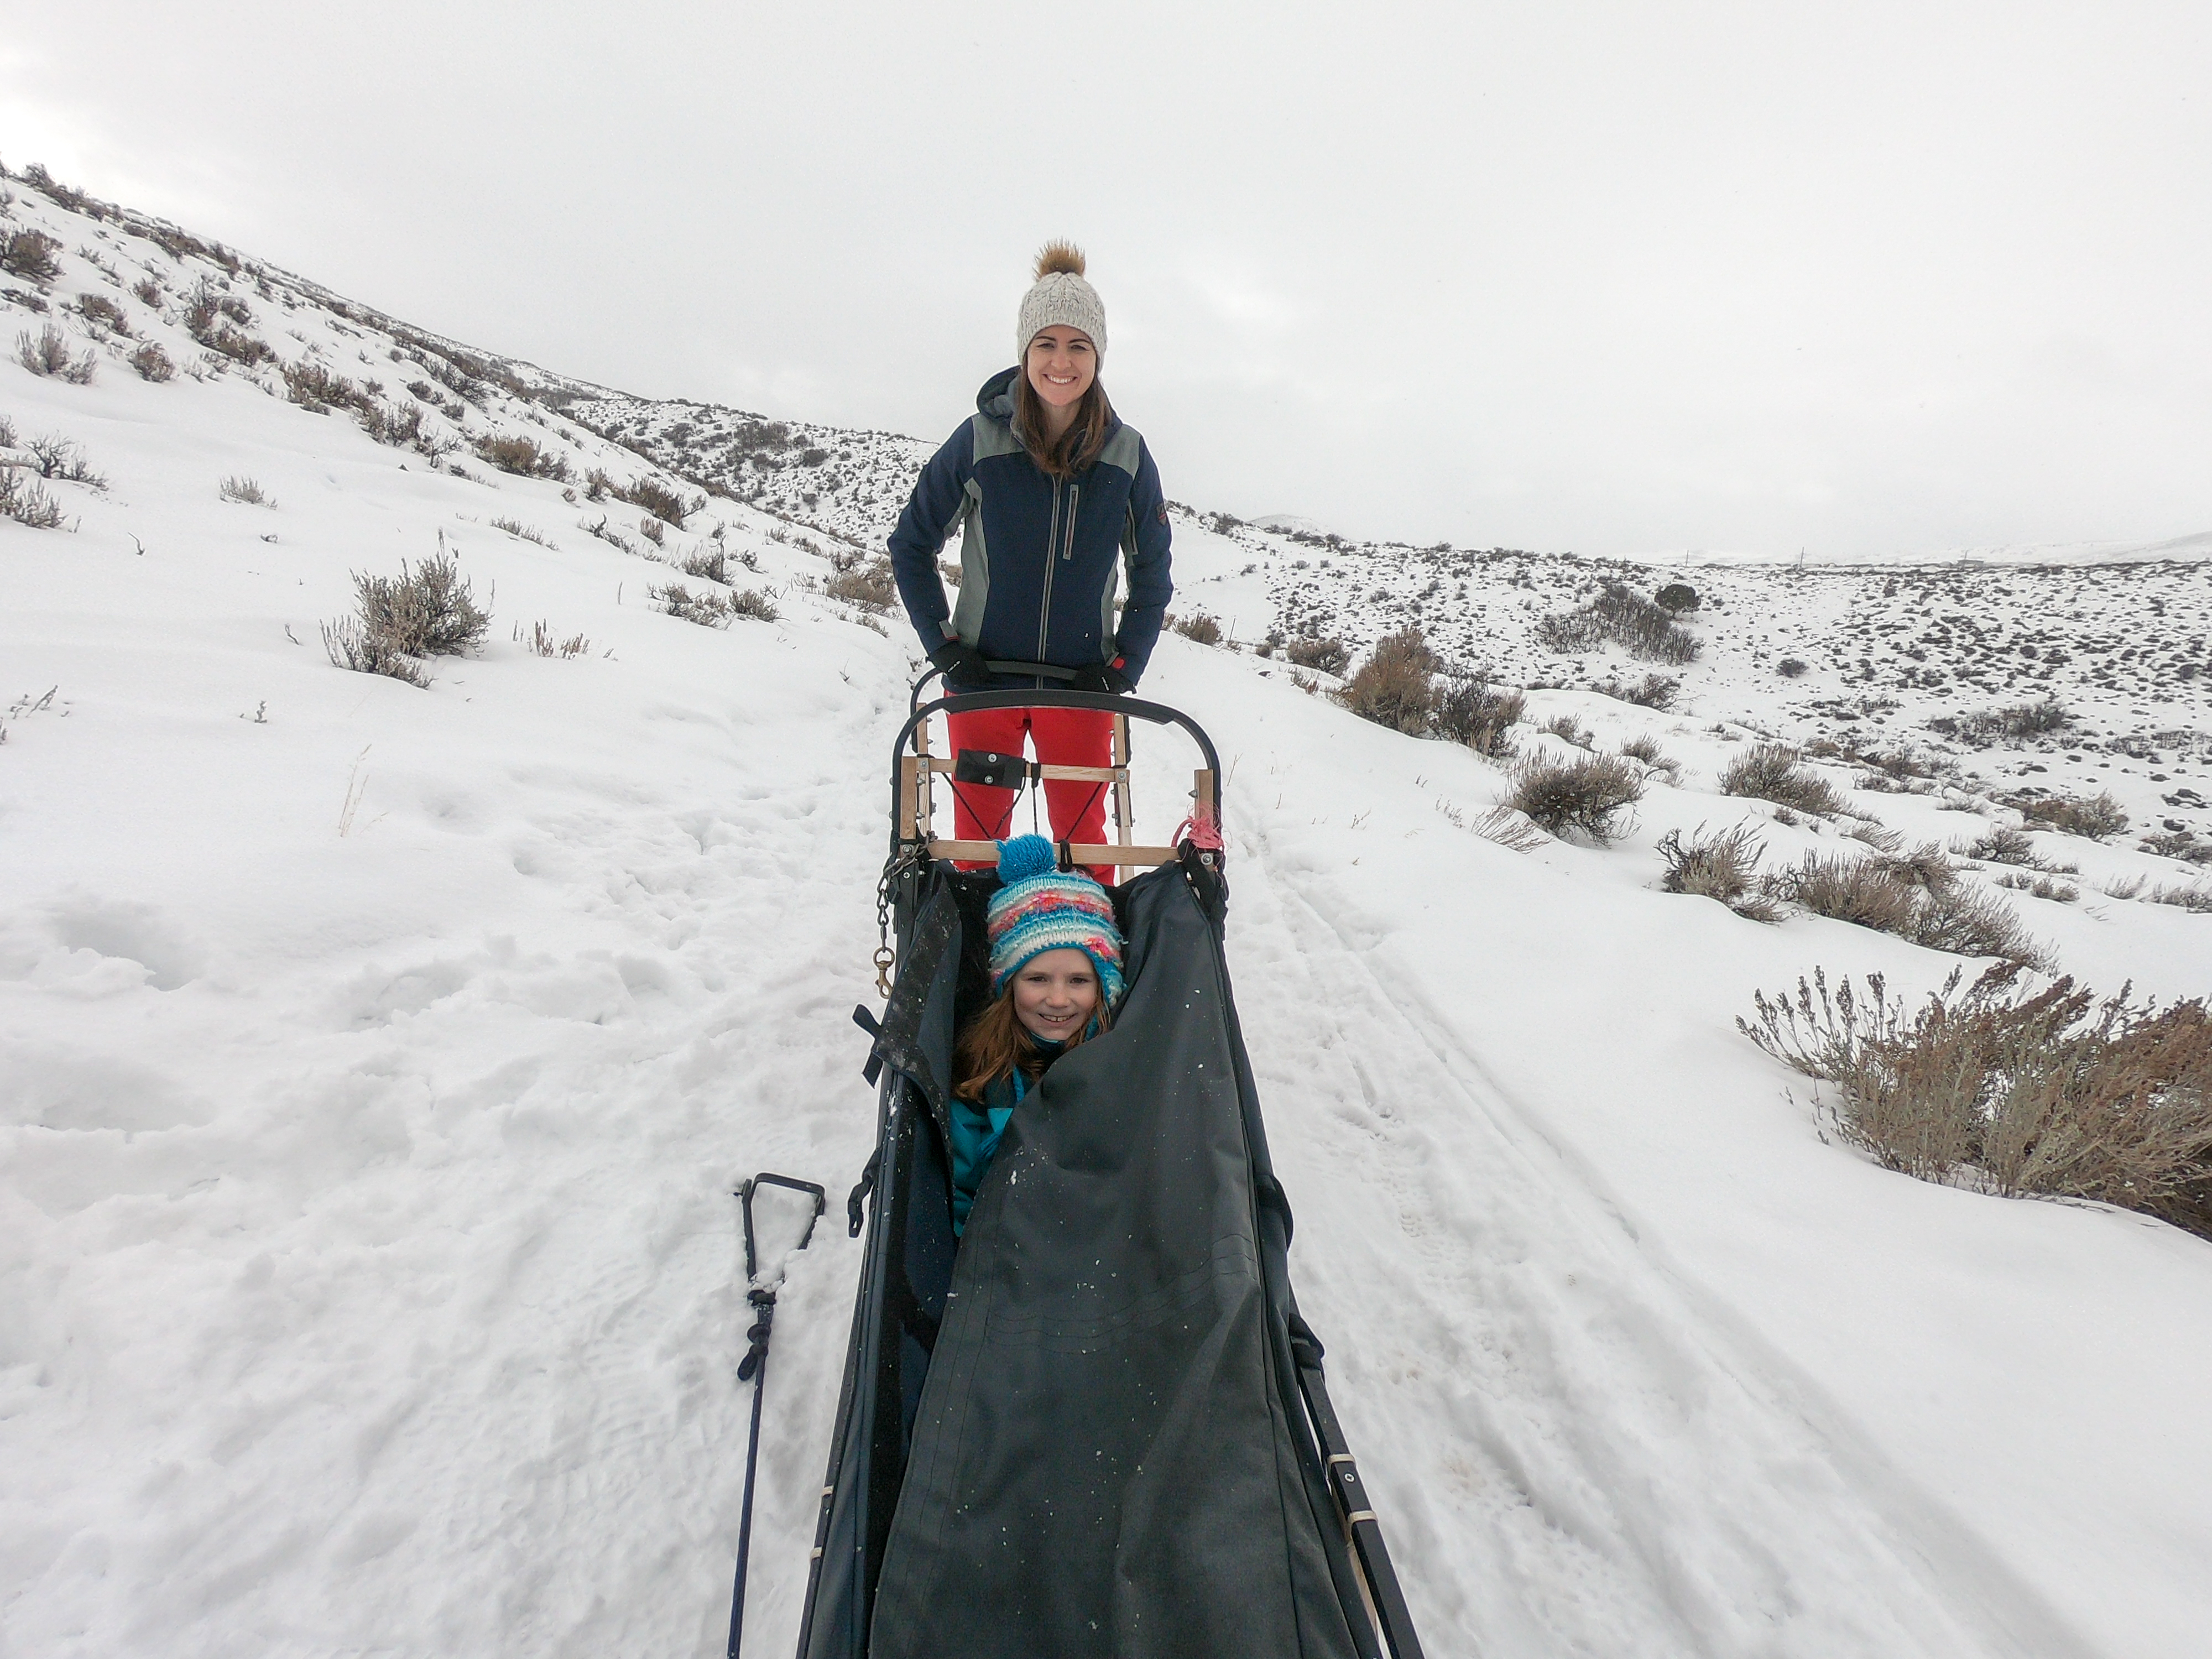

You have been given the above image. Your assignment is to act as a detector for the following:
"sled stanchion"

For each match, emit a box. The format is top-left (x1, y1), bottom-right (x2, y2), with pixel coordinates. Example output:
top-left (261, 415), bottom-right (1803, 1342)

top-left (726, 1173), bottom-right (826, 1659)
top-left (1112, 715), bottom-right (1134, 881)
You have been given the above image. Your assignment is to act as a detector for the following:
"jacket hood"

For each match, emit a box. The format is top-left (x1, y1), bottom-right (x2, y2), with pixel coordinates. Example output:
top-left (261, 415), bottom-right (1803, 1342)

top-left (975, 366), bottom-right (1123, 447)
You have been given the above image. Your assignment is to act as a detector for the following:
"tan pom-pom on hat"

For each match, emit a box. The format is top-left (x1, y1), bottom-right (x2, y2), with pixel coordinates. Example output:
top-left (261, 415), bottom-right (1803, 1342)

top-left (1016, 240), bottom-right (1107, 366)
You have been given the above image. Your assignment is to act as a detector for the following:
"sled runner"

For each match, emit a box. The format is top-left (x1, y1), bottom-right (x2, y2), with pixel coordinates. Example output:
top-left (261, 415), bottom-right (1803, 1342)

top-left (795, 665), bottom-right (1426, 1659)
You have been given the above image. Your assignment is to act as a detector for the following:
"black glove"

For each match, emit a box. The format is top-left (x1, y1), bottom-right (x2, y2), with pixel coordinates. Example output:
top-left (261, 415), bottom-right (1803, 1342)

top-left (930, 640), bottom-right (989, 689)
top-left (1071, 662), bottom-right (1134, 695)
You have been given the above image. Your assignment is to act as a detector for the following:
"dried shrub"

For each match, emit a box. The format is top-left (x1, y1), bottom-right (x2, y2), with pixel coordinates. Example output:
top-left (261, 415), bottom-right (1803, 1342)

top-left (181, 288), bottom-right (274, 365)
top-left (1873, 842), bottom-right (1956, 891)
top-left (1538, 582), bottom-right (1700, 664)
top-left (2020, 792), bottom-right (2128, 841)
top-left (1284, 635), bottom-right (1349, 676)
top-left (1433, 673), bottom-right (1522, 758)
top-left (128, 341), bottom-right (175, 382)
top-left (2102, 874), bottom-right (2149, 900)
top-left (220, 476), bottom-right (272, 506)
top-left (1618, 734), bottom-right (1667, 767)
top-left (362, 399), bottom-right (442, 455)
top-left (1541, 713), bottom-right (1591, 748)
top-left (1720, 743), bottom-right (1848, 816)
top-left (1780, 852), bottom-right (1924, 936)
top-left (1, 229), bottom-right (62, 284)
top-left (1944, 700), bottom-right (2072, 747)
top-left (0, 467), bottom-right (71, 529)
top-left (489, 516), bottom-right (550, 547)
top-left (580, 515), bottom-right (638, 556)
top-left (1333, 625), bottom-right (1438, 734)
top-left (341, 549), bottom-right (490, 662)
top-left (1468, 805), bottom-right (1547, 853)
top-left (1742, 966), bottom-right (2212, 1237)
top-left (1775, 852), bottom-right (2046, 965)
top-left (472, 434), bottom-right (571, 481)
top-left (1994, 872), bottom-right (2079, 903)
top-left (23, 436), bottom-right (103, 492)
top-left (76, 292), bottom-right (130, 335)
top-left (654, 582), bottom-right (732, 625)
top-left (1172, 611), bottom-right (1223, 645)
top-left (1657, 823), bottom-right (1782, 921)
top-left (728, 587), bottom-right (780, 622)
top-left (1593, 672), bottom-right (1678, 709)
top-left (2140, 828), bottom-right (2212, 865)
top-left (517, 620), bottom-right (592, 658)
top-left (1508, 753), bottom-right (1644, 844)
top-left (639, 516), bottom-right (666, 546)
top-left (679, 549), bottom-right (729, 584)
top-left (281, 359), bottom-right (368, 413)
top-left (1535, 609), bottom-right (1606, 654)
top-left (15, 324), bottom-right (96, 382)
top-left (1910, 882), bottom-right (2050, 964)
top-left (825, 556), bottom-right (896, 613)
top-left (1955, 826), bottom-right (2048, 869)
top-left (320, 618), bottom-right (430, 686)
top-left (2150, 883), bottom-right (2212, 914)
top-left (618, 476), bottom-right (687, 526)
top-left (133, 277), bottom-right (163, 306)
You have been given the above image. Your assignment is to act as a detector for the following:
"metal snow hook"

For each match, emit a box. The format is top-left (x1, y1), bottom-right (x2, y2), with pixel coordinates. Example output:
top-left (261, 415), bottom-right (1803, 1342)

top-left (726, 1172), bottom-right (826, 1659)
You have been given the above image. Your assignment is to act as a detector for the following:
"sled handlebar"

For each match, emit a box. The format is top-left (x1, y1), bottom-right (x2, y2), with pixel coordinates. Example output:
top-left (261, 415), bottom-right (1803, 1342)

top-left (909, 656), bottom-right (1077, 713)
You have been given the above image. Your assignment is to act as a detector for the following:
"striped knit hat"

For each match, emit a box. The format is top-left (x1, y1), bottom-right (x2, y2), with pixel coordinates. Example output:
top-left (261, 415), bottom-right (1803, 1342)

top-left (987, 835), bottom-right (1125, 1005)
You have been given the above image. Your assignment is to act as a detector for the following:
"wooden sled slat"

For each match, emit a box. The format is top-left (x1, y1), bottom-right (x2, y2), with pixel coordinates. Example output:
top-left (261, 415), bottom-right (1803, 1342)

top-left (925, 839), bottom-right (1183, 868)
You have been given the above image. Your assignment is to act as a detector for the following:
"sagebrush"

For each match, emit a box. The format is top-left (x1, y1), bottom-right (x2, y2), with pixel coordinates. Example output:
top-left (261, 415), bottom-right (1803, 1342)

top-left (1743, 966), bottom-right (2212, 1238)
top-left (1333, 626), bottom-right (1438, 734)
top-left (1509, 753), bottom-right (1644, 844)
top-left (323, 548), bottom-right (489, 685)
top-left (1656, 823), bottom-right (1782, 922)
top-left (1720, 743), bottom-right (1848, 817)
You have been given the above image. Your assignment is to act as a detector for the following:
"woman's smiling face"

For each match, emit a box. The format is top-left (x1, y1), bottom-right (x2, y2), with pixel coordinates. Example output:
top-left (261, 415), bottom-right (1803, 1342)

top-left (1011, 948), bottom-right (1100, 1042)
top-left (1025, 326), bottom-right (1097, 410)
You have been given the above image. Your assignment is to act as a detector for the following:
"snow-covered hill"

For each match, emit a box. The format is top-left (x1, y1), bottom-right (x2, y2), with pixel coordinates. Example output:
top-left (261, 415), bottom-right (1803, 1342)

top-left (6, 162), bottom-right (2212, 1658)
top-left (578, 383), bottom-right (2210, 855)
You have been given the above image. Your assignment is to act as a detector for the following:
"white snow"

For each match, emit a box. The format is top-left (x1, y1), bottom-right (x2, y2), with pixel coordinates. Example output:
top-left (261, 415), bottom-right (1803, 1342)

top-left (6, 171), bottom-right (2212, 1658)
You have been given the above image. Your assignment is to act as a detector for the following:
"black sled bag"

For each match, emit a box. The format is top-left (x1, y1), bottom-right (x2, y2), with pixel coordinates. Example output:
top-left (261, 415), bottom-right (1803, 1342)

top-left (797, 857), bottom-right (1374, 1659)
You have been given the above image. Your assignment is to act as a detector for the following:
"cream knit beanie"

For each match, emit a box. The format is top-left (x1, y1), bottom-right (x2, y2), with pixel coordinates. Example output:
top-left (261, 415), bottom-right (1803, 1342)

top-left (1016, 241), bottom-right (1107, 366)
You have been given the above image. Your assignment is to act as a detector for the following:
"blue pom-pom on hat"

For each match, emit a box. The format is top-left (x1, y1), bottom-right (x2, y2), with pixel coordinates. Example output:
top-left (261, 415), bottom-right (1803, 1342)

top-left (986, 835), bottom-right (1126, 1005)
top-left (995, 834), bottom-right (1059, 885)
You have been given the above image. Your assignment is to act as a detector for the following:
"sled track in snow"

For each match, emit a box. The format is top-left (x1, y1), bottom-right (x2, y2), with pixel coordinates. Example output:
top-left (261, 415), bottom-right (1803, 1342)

top-left (1226, 820), bottom-right (2094, 1659)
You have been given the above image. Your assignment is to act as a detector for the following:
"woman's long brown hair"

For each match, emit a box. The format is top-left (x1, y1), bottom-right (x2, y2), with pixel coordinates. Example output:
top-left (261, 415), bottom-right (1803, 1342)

top-left (954, 985), bottom-right (1113, 1103)
top-left (1013, 367), bottom-right (1113, 479)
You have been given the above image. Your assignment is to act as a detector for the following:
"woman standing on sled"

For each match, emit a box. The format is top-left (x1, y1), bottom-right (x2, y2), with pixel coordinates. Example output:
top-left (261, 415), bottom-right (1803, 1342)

top-left (886, 242), bottom-right (1174, 881)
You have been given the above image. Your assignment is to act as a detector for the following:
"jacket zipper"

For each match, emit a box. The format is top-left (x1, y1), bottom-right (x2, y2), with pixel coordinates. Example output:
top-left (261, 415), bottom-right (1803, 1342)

top-left (1036, 481), bottom-right (1062, 665)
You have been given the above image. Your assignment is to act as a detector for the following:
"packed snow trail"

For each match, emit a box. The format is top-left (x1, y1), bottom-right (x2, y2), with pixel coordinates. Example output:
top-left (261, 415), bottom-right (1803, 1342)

top-left (1223, 835), bottom-right (2058, 1656)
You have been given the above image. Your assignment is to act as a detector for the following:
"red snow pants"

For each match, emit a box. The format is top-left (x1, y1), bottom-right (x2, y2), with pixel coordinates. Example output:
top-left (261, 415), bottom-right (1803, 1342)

top-left (944, 706), bottom-right (1118, 883)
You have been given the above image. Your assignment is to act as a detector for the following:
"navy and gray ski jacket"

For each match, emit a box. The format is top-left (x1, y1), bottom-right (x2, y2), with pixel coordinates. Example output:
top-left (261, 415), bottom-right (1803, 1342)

top-left (888, 368), bottom-right (1173, 687)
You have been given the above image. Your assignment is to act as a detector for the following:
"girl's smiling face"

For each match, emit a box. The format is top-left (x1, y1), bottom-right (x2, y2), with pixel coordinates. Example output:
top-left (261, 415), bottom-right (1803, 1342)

top-left (1011, 948), bottom-right (1100, 1042)
top-left (1024, 326), bottom-right (1097, 410)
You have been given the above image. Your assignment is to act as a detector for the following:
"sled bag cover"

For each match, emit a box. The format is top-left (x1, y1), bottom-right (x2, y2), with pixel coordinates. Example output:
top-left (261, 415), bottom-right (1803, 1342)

top-left (863, 868), bottom-right (1361, 1659)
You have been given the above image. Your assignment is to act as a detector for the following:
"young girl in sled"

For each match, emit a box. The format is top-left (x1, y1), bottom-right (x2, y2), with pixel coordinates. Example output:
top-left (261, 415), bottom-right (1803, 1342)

top-left (886, 243), bottom-right (1173, 881)
top-left (945, 834), bottom-right (1124, 1235)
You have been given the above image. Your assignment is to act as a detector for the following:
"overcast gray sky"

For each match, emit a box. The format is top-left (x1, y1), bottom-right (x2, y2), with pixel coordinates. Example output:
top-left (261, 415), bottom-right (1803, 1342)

top-left (7, 2), bottom-right (2208, 557)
